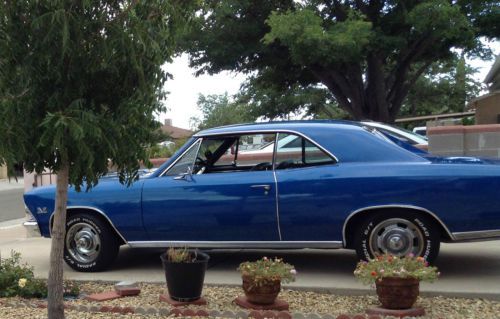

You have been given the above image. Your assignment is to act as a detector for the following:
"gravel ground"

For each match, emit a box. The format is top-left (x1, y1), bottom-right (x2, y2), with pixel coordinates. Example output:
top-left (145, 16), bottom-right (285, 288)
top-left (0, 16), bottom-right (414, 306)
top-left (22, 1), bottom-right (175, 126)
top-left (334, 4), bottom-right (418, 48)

top-left (2, 282), bottom-right (500, 318)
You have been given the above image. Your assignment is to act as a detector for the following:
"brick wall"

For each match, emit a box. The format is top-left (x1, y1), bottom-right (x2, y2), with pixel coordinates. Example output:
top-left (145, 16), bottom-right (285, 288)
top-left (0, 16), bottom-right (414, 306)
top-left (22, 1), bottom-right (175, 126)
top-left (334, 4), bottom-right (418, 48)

top-left (428, 124), bottom-right (500, 158)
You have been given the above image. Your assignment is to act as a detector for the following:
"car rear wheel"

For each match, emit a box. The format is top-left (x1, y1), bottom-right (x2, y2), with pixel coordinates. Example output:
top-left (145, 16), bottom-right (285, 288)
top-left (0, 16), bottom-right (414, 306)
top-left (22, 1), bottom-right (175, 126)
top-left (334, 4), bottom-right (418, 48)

top-left (354, 212), bottom-right (440, 263)
top-left (64, 213), bottom-right (119, 272)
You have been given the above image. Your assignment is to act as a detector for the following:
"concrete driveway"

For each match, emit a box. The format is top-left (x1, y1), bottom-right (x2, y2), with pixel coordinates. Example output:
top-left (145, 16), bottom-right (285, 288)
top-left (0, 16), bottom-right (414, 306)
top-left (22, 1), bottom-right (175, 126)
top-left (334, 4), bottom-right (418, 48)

top-left (1, 224), bottom-right (500, 300)
top-left (0, 178), bottom-right (25, 223)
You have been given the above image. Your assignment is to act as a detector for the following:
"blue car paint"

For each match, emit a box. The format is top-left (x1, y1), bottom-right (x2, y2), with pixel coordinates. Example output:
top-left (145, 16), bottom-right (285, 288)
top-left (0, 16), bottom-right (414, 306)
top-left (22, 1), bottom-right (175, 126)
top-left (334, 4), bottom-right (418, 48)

top-left (24, 120), bottom-right (500, 244)
top-left (142, 170), bottom-right (279, 241)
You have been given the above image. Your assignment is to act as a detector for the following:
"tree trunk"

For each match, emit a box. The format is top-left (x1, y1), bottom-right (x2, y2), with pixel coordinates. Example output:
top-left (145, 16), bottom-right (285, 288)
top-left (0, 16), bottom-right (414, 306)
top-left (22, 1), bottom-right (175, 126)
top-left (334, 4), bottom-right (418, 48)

top-left (47, 159), bottom-right (69, 319)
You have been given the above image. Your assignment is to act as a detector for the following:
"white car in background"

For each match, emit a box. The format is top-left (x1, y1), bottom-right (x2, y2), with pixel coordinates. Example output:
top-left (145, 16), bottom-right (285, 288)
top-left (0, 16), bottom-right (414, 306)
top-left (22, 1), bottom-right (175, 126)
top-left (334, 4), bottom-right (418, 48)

top-left (361, 121), bottom-right (428, 151)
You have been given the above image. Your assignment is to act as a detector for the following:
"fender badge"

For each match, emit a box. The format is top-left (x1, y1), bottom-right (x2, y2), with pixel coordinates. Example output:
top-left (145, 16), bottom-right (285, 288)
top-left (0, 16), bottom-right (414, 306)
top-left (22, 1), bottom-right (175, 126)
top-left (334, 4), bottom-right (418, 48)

top-left (36, 207), bottom-right (48, 215)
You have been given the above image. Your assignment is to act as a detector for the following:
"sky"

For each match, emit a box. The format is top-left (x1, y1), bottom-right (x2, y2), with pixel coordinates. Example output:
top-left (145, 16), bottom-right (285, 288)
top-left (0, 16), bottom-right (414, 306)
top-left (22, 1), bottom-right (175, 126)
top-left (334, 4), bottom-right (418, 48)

top-left (160, 42), bottom-right (500, 130)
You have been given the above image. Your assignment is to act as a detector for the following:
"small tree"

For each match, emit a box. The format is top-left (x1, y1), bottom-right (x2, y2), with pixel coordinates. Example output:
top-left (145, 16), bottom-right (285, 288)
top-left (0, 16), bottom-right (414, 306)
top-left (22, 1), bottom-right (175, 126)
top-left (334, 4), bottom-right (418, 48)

top-left (190, 93), bottom-right (256, 130)
top-left (0, 1), bottom-right (194, 318)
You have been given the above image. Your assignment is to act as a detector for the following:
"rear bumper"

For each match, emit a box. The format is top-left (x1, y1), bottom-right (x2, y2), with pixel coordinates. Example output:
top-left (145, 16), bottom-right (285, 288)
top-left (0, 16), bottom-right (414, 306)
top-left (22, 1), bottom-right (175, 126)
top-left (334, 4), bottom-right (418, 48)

top-left (23, 220), bottom-right (41, 237)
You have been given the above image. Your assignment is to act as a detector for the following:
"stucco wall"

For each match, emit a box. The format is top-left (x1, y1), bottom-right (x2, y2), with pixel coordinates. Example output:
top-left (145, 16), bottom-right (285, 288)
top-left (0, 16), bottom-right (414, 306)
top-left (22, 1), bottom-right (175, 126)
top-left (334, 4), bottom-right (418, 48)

top-left (469, 92), bottom-right (500, 125)
top-left (0, 165), bottom-right (7, 179)
top-left (428, 124), bottom-right (500, 158)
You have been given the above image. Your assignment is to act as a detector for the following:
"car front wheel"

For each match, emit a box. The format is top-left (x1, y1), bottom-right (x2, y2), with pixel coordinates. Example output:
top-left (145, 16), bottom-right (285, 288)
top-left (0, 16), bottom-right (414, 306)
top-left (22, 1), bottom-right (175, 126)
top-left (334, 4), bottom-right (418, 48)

top-left (354, 212), bottom-right (440, 263)
top-left (64, 213), bottom-right (119, 272)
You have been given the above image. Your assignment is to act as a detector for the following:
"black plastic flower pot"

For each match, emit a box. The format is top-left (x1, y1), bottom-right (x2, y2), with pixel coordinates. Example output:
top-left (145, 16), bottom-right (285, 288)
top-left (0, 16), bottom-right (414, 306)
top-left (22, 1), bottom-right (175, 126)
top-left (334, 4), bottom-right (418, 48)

top-left (160, 250), bottom-right (209, 302)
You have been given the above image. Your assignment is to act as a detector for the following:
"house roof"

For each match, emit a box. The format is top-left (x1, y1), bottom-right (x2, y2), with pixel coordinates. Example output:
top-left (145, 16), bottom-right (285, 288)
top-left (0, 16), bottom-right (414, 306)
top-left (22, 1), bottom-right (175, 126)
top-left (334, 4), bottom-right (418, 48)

top-left (160, 124), bottom-right (193, 139)
top-left (485, 55), bottom-right (500, 91)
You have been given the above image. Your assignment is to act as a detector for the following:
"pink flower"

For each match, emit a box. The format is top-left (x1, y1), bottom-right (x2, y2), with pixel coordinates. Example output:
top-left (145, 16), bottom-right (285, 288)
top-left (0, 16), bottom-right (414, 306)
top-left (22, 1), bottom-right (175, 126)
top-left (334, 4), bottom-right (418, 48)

top-left (290, 269), bottom-right (297, 275)
top-left (408, 253), bottom-right (415, 258)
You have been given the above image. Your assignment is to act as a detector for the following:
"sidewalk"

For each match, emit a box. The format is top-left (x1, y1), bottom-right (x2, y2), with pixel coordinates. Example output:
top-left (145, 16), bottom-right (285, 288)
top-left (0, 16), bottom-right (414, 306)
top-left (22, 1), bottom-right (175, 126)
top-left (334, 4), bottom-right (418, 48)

top-left (0, 178), bottom-right (25, 191)
top-left (1, 224), bottom-right (500, 300)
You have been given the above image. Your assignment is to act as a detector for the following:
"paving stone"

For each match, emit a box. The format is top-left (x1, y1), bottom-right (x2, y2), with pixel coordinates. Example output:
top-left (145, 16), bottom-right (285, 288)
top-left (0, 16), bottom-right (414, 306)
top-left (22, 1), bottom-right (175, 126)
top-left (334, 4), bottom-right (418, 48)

top-left (122, 306), bottom-right (135, 314)
top-left (276, 310), bottom-right (291, 319)
top-left (196, 309), bottom-right (210, 317)
top-left (336, 315), bottom-right (351, 319)
top-left (322, 314), bottom-right (336, 319)
top-left (234, 310), bottom-right (248, 318)
top-left (135, 307), bottom-right (147, 314)
top-left (293, 313), bottom-right (306, 319)
top-left (115, 287), bottom-right (141, 297)
top-left (366, 306), bottom-right (425, 318)
top-left (85, 291), bottom-right (122, 302)
top-left (146, 307), bottom-right (158, 314)
top-left (159, 293), bottom-right (208, 306)
top-left (222, 310), bottom-right (236, 318)
top-left (305, 313), bottom-right (321, 319)
top-left (248, 310), bottom-right (263, 319)
top-left (170, 308), bottom-right (183, 317)
top-left (209, 310), bottom-right (222, 317)
top-left (78, 305), bottom-right (89, 312)
top-left (234, 296), bottom-right (289, 311)
top-left (183, 309), bottom-right (198, 317)
top-left (99, 305), bottom-right (113, 312)
top-left (159, 307), bottom-right (170, 315)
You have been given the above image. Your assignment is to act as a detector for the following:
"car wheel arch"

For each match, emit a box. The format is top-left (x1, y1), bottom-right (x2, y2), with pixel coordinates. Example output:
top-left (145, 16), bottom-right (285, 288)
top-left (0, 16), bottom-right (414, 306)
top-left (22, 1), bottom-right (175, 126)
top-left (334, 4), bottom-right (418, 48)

top-left (50, 207), bottom-right (127, 245)
top-left (342, 205), bottom-right (453, 249)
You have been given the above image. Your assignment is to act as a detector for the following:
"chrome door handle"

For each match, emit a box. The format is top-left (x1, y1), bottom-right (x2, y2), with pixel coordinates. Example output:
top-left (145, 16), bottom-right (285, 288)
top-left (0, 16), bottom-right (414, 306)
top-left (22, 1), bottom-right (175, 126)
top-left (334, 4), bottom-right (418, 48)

top-left (251, 185), bottom-right (271, 195)
top-left (250, 184), bottom-right (271, 191)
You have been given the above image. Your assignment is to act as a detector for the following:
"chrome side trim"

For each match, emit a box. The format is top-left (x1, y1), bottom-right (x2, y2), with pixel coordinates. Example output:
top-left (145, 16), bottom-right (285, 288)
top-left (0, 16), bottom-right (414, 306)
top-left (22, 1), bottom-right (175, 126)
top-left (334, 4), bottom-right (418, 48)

top-left (273, 133), bottom-right (282, 241)
top-left (273, 169), bottom-right (282, 241)
top-left (193, 129), bottom-right (339, 163)
top-left (159, 138), bottom-right (202, 177)
top-left (452, 230), bottom-right (500, 241)
top-left (49, 206), bottom-right (128, 244)
top-left (342, 204), bottom-right (455, 245)
top-left (127, 241), bottom-right (343, 249)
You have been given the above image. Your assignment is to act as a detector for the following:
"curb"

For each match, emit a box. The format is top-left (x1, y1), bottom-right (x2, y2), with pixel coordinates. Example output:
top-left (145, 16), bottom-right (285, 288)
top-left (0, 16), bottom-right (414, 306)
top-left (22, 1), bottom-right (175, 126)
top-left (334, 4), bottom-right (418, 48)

top-left (0, 298), bottom-right (425, 319)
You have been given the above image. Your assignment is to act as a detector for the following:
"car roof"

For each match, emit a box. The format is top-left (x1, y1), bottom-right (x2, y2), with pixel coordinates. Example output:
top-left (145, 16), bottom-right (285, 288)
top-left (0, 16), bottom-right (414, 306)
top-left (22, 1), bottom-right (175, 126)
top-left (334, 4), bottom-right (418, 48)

top-left (194, 120), bottom-right (363, 136)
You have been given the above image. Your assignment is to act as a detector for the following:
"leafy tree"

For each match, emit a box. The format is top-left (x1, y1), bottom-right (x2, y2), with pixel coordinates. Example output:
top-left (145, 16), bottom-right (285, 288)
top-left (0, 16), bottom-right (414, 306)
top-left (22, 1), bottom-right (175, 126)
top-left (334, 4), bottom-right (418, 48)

top-left (401, 56), bottom-right (484, 118)
top-left (190, 93), bottom-right (255, 130)
top-left (183, 0), bottom-right (498, 123)
top-left (237, 55), bottom-right (484, 124)
top-left (0, 1), bottom-right (194, 318)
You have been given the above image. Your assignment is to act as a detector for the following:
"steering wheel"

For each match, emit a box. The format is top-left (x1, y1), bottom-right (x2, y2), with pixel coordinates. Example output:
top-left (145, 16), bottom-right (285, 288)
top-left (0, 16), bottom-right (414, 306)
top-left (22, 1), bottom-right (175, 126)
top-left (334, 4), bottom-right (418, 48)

top-left (250, 162), bottom-right (272, 171)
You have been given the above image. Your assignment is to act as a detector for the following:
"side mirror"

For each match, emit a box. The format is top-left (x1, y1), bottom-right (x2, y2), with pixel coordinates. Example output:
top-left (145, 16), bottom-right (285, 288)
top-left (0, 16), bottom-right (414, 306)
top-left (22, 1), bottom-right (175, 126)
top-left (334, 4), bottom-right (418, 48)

top-left (174, 166), bottom-right (193, 181)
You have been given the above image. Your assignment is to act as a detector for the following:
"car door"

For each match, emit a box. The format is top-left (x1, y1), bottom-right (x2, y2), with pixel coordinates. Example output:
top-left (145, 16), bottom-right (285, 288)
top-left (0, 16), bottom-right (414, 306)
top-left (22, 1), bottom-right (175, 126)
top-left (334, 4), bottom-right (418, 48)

top-left (141, 134), bottom-right (280, 242)
top-left (273, 133), bottom-right (344, 242)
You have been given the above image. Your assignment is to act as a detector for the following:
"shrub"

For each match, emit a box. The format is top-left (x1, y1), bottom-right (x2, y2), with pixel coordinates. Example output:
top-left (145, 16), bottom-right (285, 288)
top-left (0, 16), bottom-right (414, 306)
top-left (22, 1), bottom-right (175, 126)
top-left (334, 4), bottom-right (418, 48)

top-left (354, 254), bottom-right (439, 285)
top-left (238, 257), bottom-right (297, 287)
top-left (0, 250), bottom-right (80, 298)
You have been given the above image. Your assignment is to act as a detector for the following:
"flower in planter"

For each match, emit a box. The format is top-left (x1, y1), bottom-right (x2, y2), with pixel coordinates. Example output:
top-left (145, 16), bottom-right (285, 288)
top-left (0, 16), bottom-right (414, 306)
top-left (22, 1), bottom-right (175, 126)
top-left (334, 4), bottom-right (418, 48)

top-left (18, 278), bottom-right (27, 288)
top-left (238, 257), bottom-right (296, 287)
top-left (354, 254), bottom-right (439, 285)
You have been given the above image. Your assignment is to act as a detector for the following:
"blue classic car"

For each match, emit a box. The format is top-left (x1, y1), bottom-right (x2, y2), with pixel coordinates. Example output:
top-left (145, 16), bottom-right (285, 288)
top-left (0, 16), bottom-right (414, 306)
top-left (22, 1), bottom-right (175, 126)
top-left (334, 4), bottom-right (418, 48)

top-left (23, 121), bottom-right (500, 271)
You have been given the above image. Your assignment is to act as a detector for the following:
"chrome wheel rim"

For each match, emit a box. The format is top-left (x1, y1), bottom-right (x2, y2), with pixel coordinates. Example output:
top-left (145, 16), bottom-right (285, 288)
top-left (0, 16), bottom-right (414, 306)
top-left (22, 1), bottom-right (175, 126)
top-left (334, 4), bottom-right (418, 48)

top-left (66, 222), bottom-right (101, 263)
top-left (368, 218), bottom-right (424, 257)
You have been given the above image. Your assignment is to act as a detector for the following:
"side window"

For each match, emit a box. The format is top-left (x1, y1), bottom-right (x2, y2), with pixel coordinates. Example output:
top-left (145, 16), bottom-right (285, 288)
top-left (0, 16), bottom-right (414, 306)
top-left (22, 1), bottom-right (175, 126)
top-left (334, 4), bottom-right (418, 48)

top-left (235, 134), bottom-right (275, 167)
top-left (167, 134), bottom-right (277, 175)
top-left (164, 140), bottom-right (200, 176)
top-left (275, 133), bottom-right (335, 169)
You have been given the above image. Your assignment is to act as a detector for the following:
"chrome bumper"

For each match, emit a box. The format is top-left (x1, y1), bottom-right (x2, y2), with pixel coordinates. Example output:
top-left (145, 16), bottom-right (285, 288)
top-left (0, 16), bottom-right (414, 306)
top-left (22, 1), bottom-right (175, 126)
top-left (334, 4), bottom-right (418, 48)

top-left (23, 220), bottom-right (41, 237)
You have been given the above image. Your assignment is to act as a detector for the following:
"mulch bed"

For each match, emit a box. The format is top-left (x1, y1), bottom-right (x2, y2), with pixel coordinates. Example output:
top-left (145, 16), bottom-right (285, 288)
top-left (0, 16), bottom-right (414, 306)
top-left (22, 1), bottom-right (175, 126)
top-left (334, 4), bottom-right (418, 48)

top-left (1, 282), bottom-right (500, 318)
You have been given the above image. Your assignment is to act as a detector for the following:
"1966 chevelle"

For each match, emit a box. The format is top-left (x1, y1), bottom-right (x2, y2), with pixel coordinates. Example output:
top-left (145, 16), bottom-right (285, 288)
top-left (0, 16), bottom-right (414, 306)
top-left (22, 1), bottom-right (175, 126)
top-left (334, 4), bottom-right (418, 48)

top-left (23, 121), bottom-right (500, 271)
